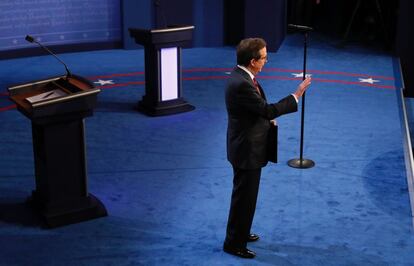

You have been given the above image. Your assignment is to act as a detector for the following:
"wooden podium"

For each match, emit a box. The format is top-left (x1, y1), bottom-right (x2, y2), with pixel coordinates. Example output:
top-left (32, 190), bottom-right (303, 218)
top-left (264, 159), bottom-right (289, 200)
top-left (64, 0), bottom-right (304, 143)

top-left (8, 75), bottom-right (107, 228)
top-left (129, 25), bottom-right (195, 116)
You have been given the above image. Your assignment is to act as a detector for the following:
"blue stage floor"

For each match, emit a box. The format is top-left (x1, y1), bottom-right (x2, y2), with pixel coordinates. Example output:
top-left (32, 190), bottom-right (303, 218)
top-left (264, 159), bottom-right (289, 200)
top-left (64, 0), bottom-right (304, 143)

top-left (1, 34), bottom-right (413, 265)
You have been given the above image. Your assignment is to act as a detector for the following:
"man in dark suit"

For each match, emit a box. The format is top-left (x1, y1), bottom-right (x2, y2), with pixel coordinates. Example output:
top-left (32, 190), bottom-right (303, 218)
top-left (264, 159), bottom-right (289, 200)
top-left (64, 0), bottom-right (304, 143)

top-left (223, 38), bottom-right (311, 259)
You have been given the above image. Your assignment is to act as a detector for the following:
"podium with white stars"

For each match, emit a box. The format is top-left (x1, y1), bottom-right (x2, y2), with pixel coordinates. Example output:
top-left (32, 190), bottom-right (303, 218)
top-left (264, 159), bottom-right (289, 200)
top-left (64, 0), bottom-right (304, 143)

top-left (129, 26), bottom-right (195, 116)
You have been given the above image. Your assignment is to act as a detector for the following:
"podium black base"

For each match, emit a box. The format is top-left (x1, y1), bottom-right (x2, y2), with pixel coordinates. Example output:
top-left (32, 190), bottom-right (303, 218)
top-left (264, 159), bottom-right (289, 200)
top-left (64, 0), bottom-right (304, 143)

top-left (28, 192), bottom-right (107, 228)
top-left (138, 98), bottom-right (195, 116)
top-left (288, 158), bottom-right (315, 169)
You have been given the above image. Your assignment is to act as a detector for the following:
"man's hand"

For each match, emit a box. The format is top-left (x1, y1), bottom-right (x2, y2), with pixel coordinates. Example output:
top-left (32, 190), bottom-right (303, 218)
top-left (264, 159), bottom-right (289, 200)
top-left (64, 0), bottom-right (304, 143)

top-left (293, 77), bottom-right (311, 99)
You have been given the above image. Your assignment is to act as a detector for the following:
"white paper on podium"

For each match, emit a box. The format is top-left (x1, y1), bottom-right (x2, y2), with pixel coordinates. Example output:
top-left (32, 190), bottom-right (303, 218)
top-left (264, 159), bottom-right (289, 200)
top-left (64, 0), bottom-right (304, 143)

top-left (160, 47), bottom-right (178, 101)
top-left (25, 89), bottom-right (68, 103)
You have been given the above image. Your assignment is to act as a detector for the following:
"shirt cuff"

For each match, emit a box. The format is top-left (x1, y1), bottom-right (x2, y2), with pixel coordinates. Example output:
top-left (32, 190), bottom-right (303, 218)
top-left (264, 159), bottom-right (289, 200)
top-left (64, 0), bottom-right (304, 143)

top-left (291, 94), bottom-right (299, 103)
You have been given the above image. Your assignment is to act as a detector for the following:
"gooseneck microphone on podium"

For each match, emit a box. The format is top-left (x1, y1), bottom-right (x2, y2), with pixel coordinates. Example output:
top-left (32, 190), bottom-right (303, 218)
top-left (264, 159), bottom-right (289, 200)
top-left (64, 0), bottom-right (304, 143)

top-left (287, 24), bottom-right (315, 169)
top-left (25, 35), bottom-right (72, 78)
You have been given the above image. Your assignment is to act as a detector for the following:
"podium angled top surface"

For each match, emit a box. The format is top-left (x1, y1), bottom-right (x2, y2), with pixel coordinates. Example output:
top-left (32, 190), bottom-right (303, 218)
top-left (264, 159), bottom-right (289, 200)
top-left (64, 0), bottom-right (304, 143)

top-left (129, 25), bottom-right (194, 47)
top-left (8, 74), bottom-right (100, 121)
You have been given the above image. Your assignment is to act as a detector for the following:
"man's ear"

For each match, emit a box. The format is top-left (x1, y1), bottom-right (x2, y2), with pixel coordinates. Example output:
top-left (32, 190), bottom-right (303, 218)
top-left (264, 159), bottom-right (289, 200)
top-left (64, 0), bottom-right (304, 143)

top-left (250, 58), bottom-right (256, 67)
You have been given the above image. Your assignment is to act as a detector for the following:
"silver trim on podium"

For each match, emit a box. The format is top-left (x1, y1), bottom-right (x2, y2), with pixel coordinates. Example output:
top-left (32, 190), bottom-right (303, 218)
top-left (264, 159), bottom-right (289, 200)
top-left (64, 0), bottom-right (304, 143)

top-left (396, 58), bottom-right (414, 227)
top-left (151, 26), bottom-right (195, 34)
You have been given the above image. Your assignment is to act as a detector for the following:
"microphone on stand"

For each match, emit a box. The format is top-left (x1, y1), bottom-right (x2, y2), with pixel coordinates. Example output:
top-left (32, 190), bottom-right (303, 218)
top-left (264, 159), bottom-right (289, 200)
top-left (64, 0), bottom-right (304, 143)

top-left (288, 24), bottom-right (313, 32)
top-left (287, 24), bottom-right (315, 169)
top-left (25, 35), bottom-right (72, 78)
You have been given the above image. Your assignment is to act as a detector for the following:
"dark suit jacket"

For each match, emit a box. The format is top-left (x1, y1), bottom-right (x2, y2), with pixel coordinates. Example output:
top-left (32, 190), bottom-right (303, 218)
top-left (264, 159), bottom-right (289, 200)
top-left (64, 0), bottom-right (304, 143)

top-left (225, 67), bottom-right (298, 169)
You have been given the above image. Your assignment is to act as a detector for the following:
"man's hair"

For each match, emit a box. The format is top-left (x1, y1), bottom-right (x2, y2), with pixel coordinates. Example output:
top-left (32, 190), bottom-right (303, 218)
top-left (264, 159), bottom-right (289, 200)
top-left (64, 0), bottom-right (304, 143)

top-left (236, 38), bottom-right (267, 66)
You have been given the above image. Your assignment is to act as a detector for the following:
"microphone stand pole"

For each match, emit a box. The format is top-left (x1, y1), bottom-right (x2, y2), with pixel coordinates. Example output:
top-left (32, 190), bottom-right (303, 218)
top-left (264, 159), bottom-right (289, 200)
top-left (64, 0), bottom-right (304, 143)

top-left (288, 30), bottom-right (315, 169)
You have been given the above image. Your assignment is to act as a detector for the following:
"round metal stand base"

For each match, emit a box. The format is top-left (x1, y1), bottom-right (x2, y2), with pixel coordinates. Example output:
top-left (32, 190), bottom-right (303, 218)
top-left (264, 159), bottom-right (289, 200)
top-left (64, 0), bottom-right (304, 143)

top-left (287, 158), bottom-right (315, 169)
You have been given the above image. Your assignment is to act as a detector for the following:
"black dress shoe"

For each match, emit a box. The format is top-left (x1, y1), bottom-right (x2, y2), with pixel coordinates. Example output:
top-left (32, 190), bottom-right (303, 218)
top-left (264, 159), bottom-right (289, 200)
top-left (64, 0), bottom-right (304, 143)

top-left (223, 244), bottom-right (256, 259)
top-left (247, 233), bottom-right (260, 242)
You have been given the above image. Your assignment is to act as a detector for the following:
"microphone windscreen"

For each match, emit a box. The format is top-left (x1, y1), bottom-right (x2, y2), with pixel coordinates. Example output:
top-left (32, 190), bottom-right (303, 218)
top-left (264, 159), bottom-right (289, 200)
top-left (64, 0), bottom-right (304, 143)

top-left (25, 35), bottom-right (35, 43)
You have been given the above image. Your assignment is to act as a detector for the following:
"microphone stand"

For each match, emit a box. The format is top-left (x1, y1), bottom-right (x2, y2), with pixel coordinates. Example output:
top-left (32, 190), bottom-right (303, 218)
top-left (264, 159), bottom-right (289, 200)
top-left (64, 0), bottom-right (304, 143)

top-left (288, 27), bottom-right (315, 169)
top-left (25, 35), bottom-right (72, 79)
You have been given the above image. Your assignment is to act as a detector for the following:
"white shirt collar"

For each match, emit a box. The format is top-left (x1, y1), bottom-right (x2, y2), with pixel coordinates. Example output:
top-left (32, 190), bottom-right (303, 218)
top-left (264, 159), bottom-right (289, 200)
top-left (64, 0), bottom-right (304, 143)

top-left (237, 65), bottom-right (255, 81)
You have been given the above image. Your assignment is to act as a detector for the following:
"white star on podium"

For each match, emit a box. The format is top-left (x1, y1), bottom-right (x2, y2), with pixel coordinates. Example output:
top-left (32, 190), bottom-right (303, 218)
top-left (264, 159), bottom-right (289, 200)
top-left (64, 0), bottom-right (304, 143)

top-left (358, 78), bottom-right (380, 84)
top-left (94, 79), bottom-right (114, 86)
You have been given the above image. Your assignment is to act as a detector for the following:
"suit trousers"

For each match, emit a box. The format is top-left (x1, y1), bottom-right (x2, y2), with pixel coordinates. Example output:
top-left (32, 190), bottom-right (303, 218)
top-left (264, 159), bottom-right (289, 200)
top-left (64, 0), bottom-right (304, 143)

top-left (224, 166), bottom-right (262, 249)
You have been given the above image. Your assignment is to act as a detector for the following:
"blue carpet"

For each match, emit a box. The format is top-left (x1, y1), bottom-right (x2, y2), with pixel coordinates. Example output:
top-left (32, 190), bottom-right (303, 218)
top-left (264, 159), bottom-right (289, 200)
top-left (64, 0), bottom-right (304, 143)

top-left (1, 34), bottom-right (414, 265)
